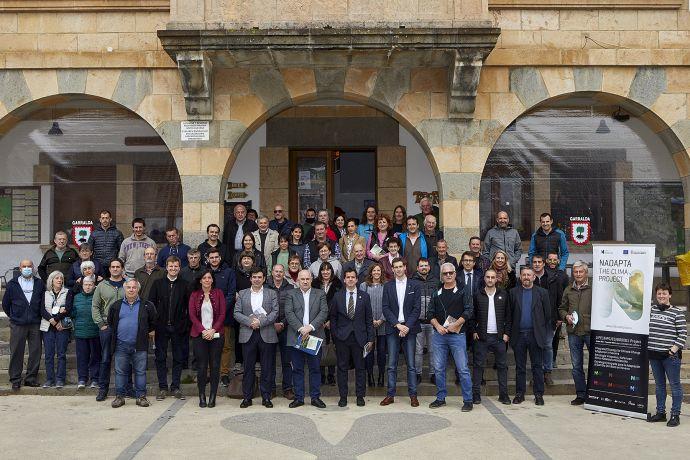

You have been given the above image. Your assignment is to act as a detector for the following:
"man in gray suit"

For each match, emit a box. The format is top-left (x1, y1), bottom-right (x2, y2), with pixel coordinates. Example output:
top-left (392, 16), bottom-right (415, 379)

top-left (234, 267), bottom-right (279, 408)
top-left (284, 269), bottom-right (329, 408)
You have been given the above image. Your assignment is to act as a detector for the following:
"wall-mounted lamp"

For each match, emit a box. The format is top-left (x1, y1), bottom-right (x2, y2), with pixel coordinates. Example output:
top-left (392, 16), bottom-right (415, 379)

top-left (48, 122), bottom-right (63, 136)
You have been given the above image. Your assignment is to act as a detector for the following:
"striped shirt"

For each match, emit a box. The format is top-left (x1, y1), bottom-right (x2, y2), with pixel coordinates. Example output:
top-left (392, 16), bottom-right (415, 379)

top-left (648, 304), bottom-right (687, 356)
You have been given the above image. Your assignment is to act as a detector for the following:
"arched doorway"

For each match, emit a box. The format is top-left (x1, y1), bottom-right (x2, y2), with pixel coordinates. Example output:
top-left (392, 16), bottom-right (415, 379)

top-left (0, 94), bottom-right (182, 272)
top-left (480, 92), bottom-right (686, 261)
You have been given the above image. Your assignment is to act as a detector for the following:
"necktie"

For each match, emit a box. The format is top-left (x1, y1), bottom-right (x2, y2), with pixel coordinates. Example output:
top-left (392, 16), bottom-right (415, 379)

top-left (348, 291), bottom-right (355, 319)
top-left (467, 273), bottom-right (472, 295)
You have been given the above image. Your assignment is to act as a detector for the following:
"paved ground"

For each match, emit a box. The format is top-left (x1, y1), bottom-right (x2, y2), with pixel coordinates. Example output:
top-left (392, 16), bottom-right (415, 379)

top-left (0, 395), bottom-right (688, 459)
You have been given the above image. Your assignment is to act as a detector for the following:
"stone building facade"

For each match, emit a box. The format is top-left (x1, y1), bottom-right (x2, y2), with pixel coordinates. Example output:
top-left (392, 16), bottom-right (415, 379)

top-left (0, 0), bottom-right (689, 269)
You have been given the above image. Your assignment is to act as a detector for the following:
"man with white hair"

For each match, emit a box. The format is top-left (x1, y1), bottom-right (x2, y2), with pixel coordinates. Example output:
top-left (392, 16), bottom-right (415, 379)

top-left (558, 260), bottom-right (593, 406)
top-left (414, 196), bottom-right (440, 230)
top-left (38, 231), bottom-right (79, 280)
top-left (108, 278), bottom-right (157, 408)
top-left (421, 215), bottom-right (444, 258)
top-left (2, 259), bottom-right (45, 391)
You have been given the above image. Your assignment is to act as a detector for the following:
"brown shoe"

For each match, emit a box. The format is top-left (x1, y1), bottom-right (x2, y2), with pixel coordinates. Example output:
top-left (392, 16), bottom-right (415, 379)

top-left (544, 372), bottom-right (554, 386)
top-left (410, 396), bottom-right (420, 407)
top-left (283, 388), bottom-right (295, 400)
top-left (380, 396), bottom-right (395, 406)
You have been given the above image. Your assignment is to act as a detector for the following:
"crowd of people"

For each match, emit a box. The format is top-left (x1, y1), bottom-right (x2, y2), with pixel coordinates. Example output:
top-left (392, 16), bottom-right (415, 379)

top-left (1, 202), bottom-right (685, 426)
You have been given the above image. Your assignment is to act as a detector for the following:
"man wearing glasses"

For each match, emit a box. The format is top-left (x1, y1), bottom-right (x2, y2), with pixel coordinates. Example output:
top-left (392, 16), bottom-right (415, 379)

top-left (269, 205), bottom-right (294, 237)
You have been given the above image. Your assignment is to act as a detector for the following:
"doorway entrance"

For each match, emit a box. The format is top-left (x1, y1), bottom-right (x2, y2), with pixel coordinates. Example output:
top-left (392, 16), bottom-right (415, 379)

top-left (290, 150), bottom-right (377, 222)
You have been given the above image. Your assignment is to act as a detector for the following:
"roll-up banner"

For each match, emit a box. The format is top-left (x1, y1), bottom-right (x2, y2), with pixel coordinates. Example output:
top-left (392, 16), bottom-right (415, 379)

top-left (586, 244), bottom-right (655, 419)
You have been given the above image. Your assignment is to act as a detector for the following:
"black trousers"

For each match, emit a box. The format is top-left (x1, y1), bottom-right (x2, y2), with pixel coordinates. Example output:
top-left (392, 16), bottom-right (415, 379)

top-left (193, 336), bottom-right (223, 396)
top-left (9, 323), bottom-right (42, 385)
top-left (552, 326), bottom-right (560, 363)
top-left (472, 334), bottom-right (508, 397)
top-left (335, 332), bottom-right (366, 398)
top-left (242, 330), bottom-right (276, 400)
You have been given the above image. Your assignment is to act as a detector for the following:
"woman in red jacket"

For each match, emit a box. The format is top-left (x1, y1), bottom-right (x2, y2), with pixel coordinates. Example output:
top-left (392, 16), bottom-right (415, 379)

top-left (189, 269), bottom-right (226, 408)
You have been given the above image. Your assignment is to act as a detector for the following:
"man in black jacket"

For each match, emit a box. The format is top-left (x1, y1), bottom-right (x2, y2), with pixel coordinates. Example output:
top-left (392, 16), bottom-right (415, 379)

top-left (508, 266), bottom-right (551, 406)
top-left (532, 254), bottom-right (561, 386)
top-left (109, 279), bottom-right (157, 408)
top-left (223, 204), bottom-right (258, 264)
top-left (342, 243), bottom-right (374, 285)
top-left (412, 258), bottom-right (438, 384)
top-left (148, 256), bottom-right (191, 401)
top-left (429, 240), bottom-right (457, 280)
top-left (472, 269), bottom-right (511, 405)
top-left (546, 251), bottom-right (569, 368)
top-left (88, 210), bottom-right (125, 273)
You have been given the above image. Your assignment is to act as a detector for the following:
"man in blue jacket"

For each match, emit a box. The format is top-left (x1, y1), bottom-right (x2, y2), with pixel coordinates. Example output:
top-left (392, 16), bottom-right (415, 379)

top-left (398, 216), bottom-right (429, 278)
top-left (157, 227), bottom-right (191, 268)
top-left (88, 210), bottom-right (124, 274)
top-left (528, 212), bottom-right (569, 271)
top-left (2, 259), bottom-right (46, 391)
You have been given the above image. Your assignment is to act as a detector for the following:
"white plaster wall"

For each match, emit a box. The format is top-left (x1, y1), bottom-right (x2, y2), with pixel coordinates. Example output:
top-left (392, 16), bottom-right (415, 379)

top-left (400, 125), bottom-right (438, 214)
top-left (227, 124), bottom-right (265, 212)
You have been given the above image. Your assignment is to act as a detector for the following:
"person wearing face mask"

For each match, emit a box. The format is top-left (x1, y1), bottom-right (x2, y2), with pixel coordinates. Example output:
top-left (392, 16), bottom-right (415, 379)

top-left (2, 260), bottom-right (46, 391)
top-left (38, 231), bottom-right (79, 281)
top-left (68, 276), bottom-right (101, 389)
top-left (134, 246), bottom-right (165, 302)
top-left (301, 208), bottom-right (317, 237)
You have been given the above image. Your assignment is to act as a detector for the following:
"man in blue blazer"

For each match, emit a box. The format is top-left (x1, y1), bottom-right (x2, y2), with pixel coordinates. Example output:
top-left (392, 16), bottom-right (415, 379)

top-left (508, 266), bottom-right (551, 406)
top-left (380, 257), bottom-right (422, 407)
top-left (330, 268), bottom-right (375, 407)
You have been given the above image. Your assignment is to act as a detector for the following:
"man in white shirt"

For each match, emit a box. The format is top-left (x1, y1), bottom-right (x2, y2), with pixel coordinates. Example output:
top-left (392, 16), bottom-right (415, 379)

top-left (380, 258), bottom-right (422, 407)
top-left (284, 269), bottom-right (329, 408)
top-left (471, 269), bottom-right (512, 405)
top-left (234, 267), bottom-right (279, 408)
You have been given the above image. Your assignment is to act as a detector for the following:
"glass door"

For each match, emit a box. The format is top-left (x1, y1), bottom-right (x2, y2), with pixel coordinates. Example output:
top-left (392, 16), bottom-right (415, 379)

top-left (291, 151), bottom-right (331, 222)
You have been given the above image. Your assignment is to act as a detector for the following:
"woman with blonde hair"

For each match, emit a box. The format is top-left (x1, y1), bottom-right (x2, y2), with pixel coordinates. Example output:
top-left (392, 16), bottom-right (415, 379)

top-left (490, 250), bottom-right (516, 290)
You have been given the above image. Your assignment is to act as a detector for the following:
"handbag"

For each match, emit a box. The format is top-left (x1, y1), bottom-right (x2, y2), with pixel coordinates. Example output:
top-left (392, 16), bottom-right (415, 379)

top-left (60, 317), bottom-right (73, 330)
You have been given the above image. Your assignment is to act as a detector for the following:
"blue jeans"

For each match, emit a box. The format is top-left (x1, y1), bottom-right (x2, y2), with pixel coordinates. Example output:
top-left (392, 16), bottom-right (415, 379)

top-left (432, 331), bottom-right (472, 402)
top-left (542, 327), bottom-right (555, 372)
top-left (650, 355), bottom-right (683, 415)
top-left (114, 341), bottom-right (147, 398)
top-left (514, 330), bottom-right (544, 396)
top-left (43, 328), bottom-right (70, 384)
top-left (273, 330), bottom-right (293, 391)
top-left (386, 332), bottom-right (417, 397)
top-left (75, 337), bottom-right (101, 383)
top-left (568, 334), bottom-right (590, 398)
top-left (291, 346), bottom-right (322, 402)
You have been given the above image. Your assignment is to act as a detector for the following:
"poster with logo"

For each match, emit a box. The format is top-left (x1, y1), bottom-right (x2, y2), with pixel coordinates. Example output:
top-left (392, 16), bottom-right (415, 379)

top-left (586, 244), bottom-right (655, 419)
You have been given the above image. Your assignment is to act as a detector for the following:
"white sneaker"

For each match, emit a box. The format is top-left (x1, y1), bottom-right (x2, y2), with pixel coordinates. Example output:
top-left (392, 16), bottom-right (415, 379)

top-left (77, 382), bottom-right (86, 390)
top-left (90, 381), bottom-right (99, 389)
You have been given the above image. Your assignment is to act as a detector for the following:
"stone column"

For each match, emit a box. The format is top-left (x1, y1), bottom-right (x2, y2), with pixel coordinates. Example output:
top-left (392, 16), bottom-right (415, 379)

top-left (259, 147), bottom-right (290, 219)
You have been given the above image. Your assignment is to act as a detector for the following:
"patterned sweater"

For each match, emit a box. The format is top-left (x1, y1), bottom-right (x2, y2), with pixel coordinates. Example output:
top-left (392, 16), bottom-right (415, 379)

top-left (648, 304), bottom-right (687, 359)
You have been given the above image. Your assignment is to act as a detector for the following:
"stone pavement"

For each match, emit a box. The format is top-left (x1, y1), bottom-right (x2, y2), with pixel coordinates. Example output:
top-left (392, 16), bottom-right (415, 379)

top-left (0, 395), bottom-right (688, 459)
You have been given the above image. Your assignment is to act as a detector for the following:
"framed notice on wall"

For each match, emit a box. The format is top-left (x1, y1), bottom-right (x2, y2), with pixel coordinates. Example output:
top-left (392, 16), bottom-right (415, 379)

top-left (0, 187), bottom-right (40, 244)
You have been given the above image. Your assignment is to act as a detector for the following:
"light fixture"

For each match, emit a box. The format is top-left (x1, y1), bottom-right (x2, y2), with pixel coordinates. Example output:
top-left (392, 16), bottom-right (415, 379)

top-left (612, 106), bottom-right (630, 122)
top-left (595, 119), bottom-right (610, 134)
top-left (48, 122), bottom-right (63, 136)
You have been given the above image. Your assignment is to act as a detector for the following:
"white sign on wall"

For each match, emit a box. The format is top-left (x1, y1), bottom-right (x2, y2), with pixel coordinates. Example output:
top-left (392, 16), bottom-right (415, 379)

top-left (181, 121), bottom-right (210, 141)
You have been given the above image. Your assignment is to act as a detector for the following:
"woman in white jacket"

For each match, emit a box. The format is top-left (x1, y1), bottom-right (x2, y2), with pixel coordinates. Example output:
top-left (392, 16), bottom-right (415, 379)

top-left (41, 270), bottom-right (71, 388)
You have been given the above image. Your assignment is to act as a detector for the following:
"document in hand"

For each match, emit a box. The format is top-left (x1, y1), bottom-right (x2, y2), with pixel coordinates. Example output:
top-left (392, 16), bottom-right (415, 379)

top-left (370, 244), bottom-right (384, 257)
top-left (363, 342), bottom-right (373, 358)
top-left (294, 334), bottom-right (324, 355)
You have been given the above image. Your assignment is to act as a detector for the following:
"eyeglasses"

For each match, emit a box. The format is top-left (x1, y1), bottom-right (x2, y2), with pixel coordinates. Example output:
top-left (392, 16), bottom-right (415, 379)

top-left (442, 271), bottom-right (455, 276)
top-left (274, 210), bottom-right (283, 213)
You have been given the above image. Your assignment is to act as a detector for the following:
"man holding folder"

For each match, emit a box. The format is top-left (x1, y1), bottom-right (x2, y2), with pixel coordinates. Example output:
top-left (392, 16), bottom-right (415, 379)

top-left (285, 269), bottom-right (329, 408)
top-left (330, 268), bottom-right (375, 407)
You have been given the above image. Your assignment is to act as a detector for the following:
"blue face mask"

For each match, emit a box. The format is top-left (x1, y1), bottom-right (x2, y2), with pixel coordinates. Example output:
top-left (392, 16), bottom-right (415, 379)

top-left (21, 267), bottom-right (33, 278)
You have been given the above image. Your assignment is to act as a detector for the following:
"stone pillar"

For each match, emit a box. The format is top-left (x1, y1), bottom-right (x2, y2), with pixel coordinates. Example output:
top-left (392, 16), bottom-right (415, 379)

top-left (376, 146), bottom-right (407, 218)
top-left (116, 164), bottom-right (134, 231)
top-left (259, 147), bottom-right (290, 219)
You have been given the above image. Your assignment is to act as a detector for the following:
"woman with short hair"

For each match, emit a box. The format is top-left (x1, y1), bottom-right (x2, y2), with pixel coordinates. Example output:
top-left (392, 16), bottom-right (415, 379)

top-left (41, 270), bottom-right (71, 389)
top-left (69, 275), bottom-right (101, 389)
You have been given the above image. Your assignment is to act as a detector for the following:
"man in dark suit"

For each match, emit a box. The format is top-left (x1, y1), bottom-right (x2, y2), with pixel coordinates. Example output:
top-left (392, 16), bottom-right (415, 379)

top-left (330, 268), bottom-right (375, 407)
top-left (457, 251), bottom-right (484, 358)
top-left (234, 267), bottom-right (279, 408)
top-left (472, 269), bottom-right (512, 405)
top-left (284, 269), bottom-right (329, 408)
top-left (223, 204), bottom-right (258, 265)
top-left (508, 266), bottom-right (551, 406)
top-left (380, 258), bottom-right (422, 407)
top-left (342, 243), bottom-right (374, 285)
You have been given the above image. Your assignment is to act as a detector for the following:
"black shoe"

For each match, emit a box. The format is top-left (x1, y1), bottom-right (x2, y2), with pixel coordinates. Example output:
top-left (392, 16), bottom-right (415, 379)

top-left (208, 393), bottom-right (216, 408)
top-left (416, 374), bottom-right (422, 384)
top-left (648, 412), bottom-right (667, 422)
top-left (356, 397), bottom-right (365, 407)
top-left (96, 390), bottom-right (108, 402)
top-left (327, 375), bottom-right (335, 386)
top-left (535, 395), bottom-right (544, 406)
top-left (338, 397), bottom-right (347, 407)
top-left (512, 394), bottom-right (525, 404)
top-left (262, 399), bottom-right (273, 408)
top-left (455, 376), bottom-right (460, 386)
top-left (11, 383), bottom-right (20, 392)
top-left (221, 375), bottom-right (230, 387)
top-left (321, 373), bottom-right (326, 385)
top-left (667, 415), bottom-right (680, 427)
top-left (461, 402), bottom-right (473, 412)
top-left (429, 399), bottom-right (446, 408)
top-left (571, 397), bottom-right (585, 406)
top-left (156, 389), bottom-right (167, 401)
top-left (240, 399), bottom-right (252, 408)
top-left (23, 381), bottom-right (40, 388)
top-left (430, 375), bottom-right (436, 385)
top-left (377, 372), bottom-right (384, 387)
top-left (199, 393), bottom-right (207, 408)
top-left (367, 372), bottom-right (375, 387)
top-left (473, 394), bottom-right (482, 404)
top-left (289, 400), bottom-right (304, 408)
top-left (498, 395), bottom-right (512, 405)
top-left (311, 398), bottom-right (326, 408)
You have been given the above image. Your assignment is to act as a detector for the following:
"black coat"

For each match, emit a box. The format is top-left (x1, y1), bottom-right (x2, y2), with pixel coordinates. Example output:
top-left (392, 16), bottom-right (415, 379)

top-left (382, 279), bottom-right (422, 335)
top-left (342, 258), bottom-right (374, 285)
top-left (534, 270), bottom-right (566, 328)
top-left (329, 288), bottom-right (375, 347)
top-left (508, 285), bottom-right (551, 348)
top-left (107, 298), bottom-right (157, 352)
top-left (148, 276), bottom-right (191, 333)
top-left (472, 287), bottom-right (511, 341)
top-left (429, 254), bottom-right (458, 280)
top-left (222, 219), bottom-right (258, 263)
